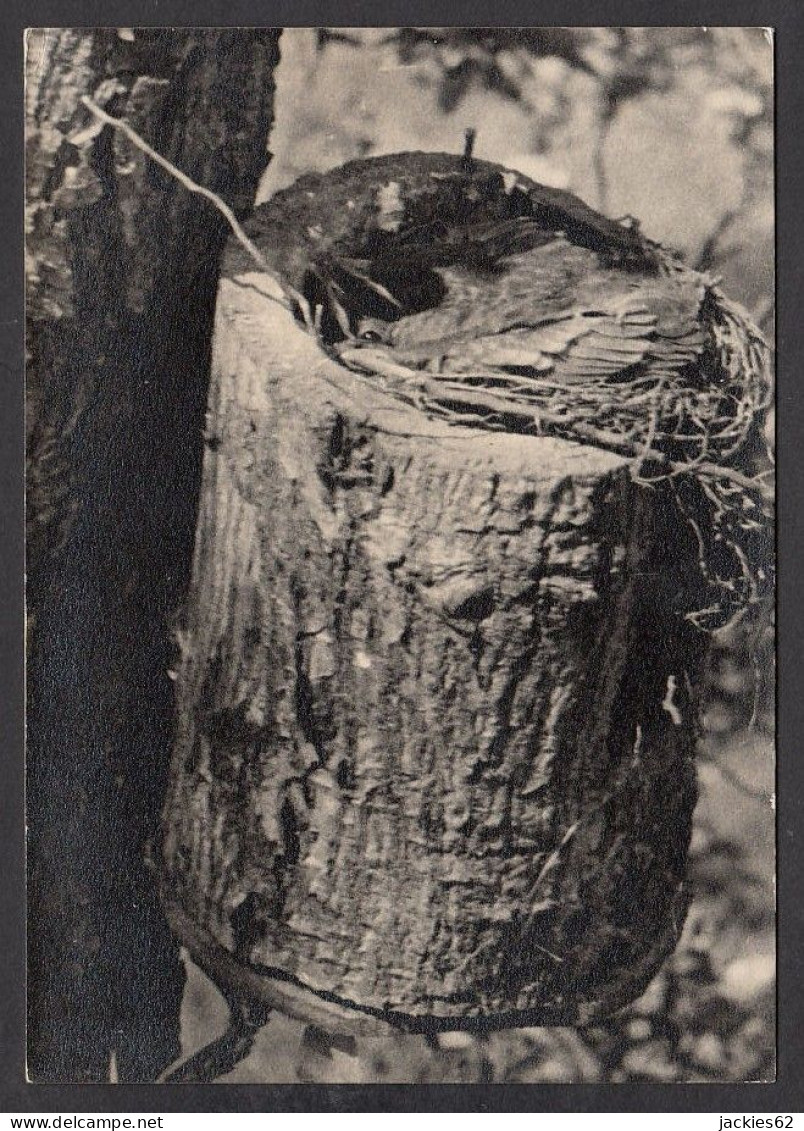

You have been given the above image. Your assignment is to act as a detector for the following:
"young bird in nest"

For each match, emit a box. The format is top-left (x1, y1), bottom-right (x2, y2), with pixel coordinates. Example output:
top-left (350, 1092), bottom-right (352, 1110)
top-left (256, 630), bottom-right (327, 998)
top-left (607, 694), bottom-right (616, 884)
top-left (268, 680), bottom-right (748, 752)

top-left (272, 152), bottom-right (768, 631)
top-left (334, 231), bottom-right (708, 394)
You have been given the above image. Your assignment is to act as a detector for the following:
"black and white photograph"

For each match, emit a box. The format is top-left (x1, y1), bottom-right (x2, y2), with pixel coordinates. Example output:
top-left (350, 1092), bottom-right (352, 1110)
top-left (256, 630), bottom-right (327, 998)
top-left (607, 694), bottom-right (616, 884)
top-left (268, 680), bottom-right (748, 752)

top-left (24, 25), bottom-right (775, 1089)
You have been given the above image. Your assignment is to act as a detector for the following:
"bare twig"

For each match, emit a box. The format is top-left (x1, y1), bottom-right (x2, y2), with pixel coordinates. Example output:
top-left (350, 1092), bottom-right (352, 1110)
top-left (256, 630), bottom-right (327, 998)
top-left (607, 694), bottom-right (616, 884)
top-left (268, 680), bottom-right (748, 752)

top-left (700, 750), bottom-right (770, 802)
top-left (79, 94), bottom-right (301, 312)
top-left (752, 296), bottom-right (774, 336)
top-left (694, 209), bottom-right (738, 272)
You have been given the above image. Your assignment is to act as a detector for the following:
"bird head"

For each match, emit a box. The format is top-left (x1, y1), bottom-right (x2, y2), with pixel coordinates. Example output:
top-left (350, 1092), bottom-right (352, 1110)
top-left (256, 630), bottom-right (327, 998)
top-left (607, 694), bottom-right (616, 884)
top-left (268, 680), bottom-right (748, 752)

top-left (353, 317), bottom-right (394, 345)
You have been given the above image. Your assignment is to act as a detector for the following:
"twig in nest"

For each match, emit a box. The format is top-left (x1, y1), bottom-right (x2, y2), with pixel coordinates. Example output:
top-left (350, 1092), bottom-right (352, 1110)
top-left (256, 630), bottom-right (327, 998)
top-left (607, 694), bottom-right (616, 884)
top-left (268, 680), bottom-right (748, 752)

top-left (462, 127), bottom-right (477, 171)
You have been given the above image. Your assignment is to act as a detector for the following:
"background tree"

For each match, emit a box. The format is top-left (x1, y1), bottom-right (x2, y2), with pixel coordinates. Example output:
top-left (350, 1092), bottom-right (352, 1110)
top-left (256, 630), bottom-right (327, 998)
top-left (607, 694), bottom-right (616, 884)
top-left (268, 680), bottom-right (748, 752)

top-left (25, 26), bottom-right (282, 1082)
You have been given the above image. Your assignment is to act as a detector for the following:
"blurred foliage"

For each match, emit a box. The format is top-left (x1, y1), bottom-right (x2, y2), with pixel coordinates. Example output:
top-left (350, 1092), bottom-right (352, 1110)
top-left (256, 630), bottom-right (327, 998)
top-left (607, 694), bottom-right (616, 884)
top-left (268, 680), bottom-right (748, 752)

top-left (382, 26), bottom-right (680, 115)
top-left (180, 26), bottom-right (775, 1084)
top-left (377, 27), bottom-right (769, 110)
top-left (278, 26), bottom-right (772, 306)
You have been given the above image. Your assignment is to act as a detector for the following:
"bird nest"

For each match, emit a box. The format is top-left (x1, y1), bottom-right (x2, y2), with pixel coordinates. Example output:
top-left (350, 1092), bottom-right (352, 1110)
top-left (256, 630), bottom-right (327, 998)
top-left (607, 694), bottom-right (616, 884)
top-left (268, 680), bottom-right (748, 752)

top-left (238, 153), bottom-right (774, 632)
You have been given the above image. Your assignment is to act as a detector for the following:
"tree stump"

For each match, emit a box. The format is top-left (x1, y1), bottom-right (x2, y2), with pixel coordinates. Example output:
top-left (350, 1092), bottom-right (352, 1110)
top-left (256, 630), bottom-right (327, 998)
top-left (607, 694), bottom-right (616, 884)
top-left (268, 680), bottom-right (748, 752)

top-left (159, 213), bottom-right (707, 1032)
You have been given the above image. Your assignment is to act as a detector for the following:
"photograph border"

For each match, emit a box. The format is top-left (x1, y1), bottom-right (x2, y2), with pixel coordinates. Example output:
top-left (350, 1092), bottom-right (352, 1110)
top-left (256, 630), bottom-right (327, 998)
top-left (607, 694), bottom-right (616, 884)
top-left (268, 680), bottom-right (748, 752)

top-left (5, 0), bottom-right (801, 1113)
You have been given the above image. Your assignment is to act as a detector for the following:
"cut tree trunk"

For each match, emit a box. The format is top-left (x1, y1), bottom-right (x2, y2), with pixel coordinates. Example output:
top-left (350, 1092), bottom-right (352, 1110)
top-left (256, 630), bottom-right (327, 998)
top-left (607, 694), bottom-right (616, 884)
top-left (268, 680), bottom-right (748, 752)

top-left (25, 27), bottom-right (281, 1081)
top-left (159, 266), bottom-right (706, 1033)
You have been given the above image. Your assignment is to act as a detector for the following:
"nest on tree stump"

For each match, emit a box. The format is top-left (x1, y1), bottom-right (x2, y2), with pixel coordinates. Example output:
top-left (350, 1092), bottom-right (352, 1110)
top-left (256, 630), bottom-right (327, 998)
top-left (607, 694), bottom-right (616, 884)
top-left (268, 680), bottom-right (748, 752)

top-left (233, 152), bottom-right (773, 633)
top-left (158, 153), bottom-right (773, 1036)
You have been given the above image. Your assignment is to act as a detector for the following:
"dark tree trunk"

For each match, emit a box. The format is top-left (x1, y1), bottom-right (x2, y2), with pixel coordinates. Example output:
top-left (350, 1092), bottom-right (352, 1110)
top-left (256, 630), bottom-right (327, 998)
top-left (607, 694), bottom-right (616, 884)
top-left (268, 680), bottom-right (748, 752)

top-left (25, 27), bottom-right (282, 1082)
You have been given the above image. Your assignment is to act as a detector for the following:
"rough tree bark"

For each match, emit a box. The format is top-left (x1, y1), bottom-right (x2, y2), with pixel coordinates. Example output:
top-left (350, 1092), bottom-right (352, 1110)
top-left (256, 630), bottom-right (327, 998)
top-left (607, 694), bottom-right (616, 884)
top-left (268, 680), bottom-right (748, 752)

top-left (159, 163), bottom-right (708, 1033)
top-left (25, 27), bottom-right (282, 1081)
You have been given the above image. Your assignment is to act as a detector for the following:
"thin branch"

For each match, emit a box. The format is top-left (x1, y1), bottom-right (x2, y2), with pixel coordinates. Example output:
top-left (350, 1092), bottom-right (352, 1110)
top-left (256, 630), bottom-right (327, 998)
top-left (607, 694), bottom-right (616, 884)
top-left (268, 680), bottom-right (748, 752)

top-left (160, 1002), bottom-right (271, 1082)
top-left (694, 209), bottom-right (737, 273)
top-left (79, 95), bottom-right (301, 312)
top-left (700, 751), bottom-right (770, 802)
top-left (752, 296), bottom-right (774, 336)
